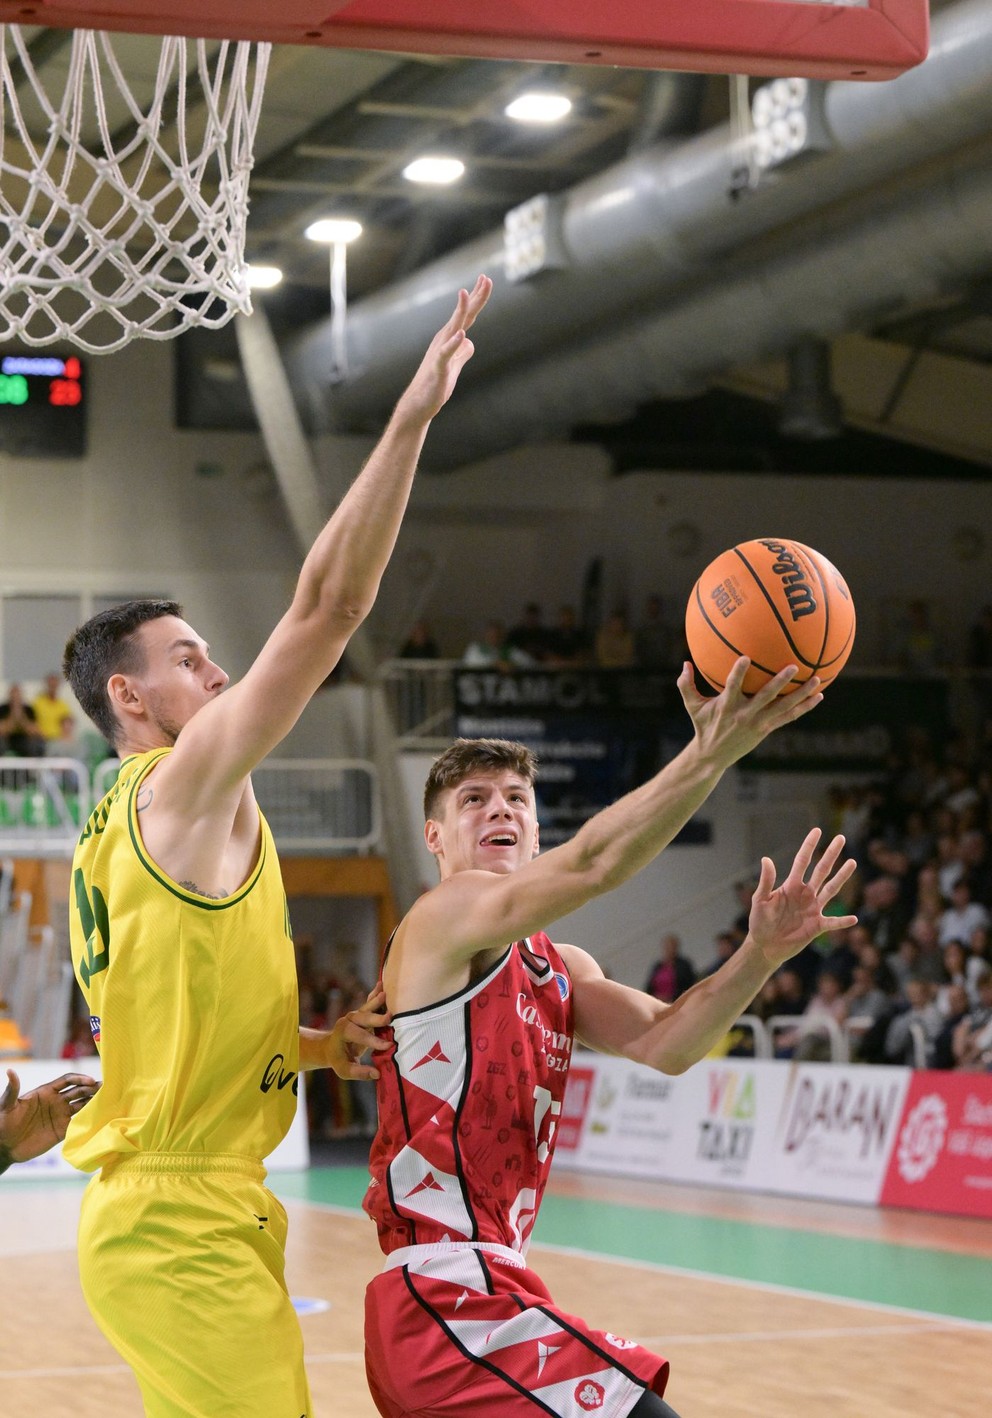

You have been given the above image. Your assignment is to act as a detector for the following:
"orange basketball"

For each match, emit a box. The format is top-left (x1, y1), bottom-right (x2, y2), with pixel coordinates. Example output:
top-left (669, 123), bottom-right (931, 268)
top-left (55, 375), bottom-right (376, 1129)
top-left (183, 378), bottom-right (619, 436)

top-left (684, 537), bottom-right (856, 695)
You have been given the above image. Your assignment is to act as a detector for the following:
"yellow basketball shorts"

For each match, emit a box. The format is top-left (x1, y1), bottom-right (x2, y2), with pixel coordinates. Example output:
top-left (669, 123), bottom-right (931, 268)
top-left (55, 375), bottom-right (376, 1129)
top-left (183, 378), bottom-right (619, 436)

top-left (77, 1153), bottom-right (312, 1418)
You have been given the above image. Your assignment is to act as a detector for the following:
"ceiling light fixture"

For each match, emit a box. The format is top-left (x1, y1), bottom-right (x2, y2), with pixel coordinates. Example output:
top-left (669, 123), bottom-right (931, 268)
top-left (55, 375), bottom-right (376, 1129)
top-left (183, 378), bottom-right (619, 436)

top-left (505, 92), bottom-right (572, 124)
top-left (304, 217), bottom-right (363, 244)
top-left (402, 156), bottom-right (465, 185)
top-left (246, 264), bottom-right (283, 289)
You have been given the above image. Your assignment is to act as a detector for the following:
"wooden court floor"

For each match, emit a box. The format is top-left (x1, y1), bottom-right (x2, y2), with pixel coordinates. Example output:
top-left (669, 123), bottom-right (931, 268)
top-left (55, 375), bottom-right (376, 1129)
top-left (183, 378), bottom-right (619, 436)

top-left (2, 1166), bottom-right (990, 1417)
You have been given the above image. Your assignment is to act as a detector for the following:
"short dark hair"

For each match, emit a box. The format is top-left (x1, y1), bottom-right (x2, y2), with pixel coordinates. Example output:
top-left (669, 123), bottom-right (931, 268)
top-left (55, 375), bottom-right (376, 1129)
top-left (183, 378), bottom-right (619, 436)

top-left (63, 599), bottom-right (182, 747)
top-left (423, 738), bottom-right (537, 819)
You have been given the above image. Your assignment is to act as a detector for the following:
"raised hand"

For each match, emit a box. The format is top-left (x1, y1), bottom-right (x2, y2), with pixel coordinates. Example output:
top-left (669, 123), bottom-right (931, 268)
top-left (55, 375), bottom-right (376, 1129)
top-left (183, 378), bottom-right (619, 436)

top-left (678, 655), bottom-right (823, 770)
top-left (0, 1068), bottom-right (99, 1164)
top-left (319, 986), bottom-right (392, 1082)
top-left (747, 829), bottom-right (858, 968)
top-left (397, 275), bottom-right (493, 423)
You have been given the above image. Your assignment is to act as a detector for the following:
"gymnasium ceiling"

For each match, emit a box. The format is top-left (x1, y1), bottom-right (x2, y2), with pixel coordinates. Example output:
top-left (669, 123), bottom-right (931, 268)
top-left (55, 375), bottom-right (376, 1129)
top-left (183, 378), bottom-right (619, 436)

top-left (5, 0), bottom-right (992, 477)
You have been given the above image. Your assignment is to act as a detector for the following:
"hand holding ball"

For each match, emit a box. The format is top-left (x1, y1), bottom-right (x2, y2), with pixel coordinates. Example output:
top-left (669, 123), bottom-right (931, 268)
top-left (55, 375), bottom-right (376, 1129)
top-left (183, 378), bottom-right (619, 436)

top-left (685, 538), bottom-right (855, 695)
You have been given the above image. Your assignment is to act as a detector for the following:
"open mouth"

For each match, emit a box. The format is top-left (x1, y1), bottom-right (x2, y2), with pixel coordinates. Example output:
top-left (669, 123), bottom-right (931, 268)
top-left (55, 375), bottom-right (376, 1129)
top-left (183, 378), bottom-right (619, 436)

top-left (480, 833), bottom-right (517, 847)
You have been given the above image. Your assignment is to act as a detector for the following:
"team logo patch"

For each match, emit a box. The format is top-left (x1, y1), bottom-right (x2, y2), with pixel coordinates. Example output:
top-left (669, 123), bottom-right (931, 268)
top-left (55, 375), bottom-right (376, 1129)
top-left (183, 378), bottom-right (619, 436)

top-left (575, 1379), bottom-right (605, 1410)
top-left (554, 971), bottom-right (570, 1002)
top-left (89, 1015), bottom-right (101, 1043)
top-left (605, 1333), bottom-right (637, 1350)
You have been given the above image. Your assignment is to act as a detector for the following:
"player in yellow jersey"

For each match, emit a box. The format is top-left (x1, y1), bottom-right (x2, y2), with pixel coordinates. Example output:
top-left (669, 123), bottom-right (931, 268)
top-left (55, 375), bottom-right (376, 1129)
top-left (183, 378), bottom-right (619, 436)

top-left (61, 276), bottom-right (493, 1418)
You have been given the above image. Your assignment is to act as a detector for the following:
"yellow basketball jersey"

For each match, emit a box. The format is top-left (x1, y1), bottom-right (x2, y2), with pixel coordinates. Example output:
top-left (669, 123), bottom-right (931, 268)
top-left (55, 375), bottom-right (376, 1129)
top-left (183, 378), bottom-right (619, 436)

top-left (64, 749), bottom-right (299, 1172)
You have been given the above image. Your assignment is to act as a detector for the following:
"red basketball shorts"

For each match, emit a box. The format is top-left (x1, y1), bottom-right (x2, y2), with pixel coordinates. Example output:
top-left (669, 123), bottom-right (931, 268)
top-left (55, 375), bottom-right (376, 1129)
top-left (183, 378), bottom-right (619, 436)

top-left (365, 1242), bottom-right (669, 1418)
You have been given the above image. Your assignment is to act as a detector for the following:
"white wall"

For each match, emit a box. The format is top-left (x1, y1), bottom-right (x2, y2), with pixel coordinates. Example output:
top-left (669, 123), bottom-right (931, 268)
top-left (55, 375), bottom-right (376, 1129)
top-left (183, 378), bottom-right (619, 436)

top-left (3, 338), bottom-right (988, 684)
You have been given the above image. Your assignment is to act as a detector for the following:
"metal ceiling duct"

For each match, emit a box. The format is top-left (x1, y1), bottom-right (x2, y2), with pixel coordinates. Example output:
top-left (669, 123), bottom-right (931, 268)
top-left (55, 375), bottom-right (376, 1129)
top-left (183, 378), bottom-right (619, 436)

top-left (287, 0), bottom-right (992, 455)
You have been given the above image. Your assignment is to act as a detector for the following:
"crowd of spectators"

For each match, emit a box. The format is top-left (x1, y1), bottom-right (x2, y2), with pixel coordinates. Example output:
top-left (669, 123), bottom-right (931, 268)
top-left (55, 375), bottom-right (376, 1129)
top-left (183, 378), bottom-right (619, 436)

top-left (692, 716), bottom-right (992, 1072)
top-left (461, 596), bottom-right (686, 674)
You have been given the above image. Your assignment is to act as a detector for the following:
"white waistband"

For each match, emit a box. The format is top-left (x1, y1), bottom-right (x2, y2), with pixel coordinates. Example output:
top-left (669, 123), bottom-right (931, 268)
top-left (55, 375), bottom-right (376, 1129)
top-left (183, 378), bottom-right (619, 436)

top-left (384, 1240), bottom-right (525, 1272)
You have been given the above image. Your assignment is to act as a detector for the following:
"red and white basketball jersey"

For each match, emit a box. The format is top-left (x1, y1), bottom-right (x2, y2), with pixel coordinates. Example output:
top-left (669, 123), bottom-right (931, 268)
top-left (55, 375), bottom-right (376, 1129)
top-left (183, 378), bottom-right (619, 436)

top-left (364, 933), bottom-right (573, 1256)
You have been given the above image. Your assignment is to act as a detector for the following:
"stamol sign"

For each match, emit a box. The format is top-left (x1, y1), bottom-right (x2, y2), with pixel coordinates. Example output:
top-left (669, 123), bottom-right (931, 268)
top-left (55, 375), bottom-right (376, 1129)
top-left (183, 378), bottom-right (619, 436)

top-left (769, 1064), bottom-right (909, 1202)
top-left (454, 669), bottom-right (688, 847)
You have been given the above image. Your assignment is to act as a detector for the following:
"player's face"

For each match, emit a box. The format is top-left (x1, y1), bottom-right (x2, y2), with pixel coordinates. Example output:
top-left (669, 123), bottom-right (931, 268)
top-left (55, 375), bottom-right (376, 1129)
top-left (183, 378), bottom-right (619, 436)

top-left (130, 616), bottom-right (229, 743)
top-left (427, 770), bottom-right (539, 879)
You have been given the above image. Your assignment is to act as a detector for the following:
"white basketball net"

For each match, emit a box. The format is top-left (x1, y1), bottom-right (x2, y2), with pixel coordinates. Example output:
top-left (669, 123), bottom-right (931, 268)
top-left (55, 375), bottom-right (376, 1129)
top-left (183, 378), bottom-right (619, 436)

top-left (0, 27), bottom-right (271, 352)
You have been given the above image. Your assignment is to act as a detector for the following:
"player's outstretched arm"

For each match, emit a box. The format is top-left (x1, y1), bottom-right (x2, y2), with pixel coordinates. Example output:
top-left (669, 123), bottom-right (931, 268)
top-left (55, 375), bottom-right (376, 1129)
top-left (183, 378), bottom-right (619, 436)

top-left (299, 986), bottom-right (393, 1082)
top-left (0, 1068), bottom-right (99, 1174)
top-left (414, 656), bottom-right (824, 961)
top-left (179, 276), bottom-right (493, 787)
top-left (565, 829), bottom-right (857, 1073)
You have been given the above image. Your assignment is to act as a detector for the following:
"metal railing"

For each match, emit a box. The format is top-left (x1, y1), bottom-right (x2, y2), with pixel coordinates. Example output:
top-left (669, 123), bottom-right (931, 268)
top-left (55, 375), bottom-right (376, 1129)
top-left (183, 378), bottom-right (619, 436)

top-left (0, 759), bottom-right (90, 857)
top-left (1, 755), bottom-right (381, 857)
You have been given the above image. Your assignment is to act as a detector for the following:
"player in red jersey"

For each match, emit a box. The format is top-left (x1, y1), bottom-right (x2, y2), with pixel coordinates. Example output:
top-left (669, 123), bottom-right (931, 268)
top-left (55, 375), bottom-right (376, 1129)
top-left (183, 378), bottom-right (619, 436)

top-left (364, 657), bottom-right (858, 1418)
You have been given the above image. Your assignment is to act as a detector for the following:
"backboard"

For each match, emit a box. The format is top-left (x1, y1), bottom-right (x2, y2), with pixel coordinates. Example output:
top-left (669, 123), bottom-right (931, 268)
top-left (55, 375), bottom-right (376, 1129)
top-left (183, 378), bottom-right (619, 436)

top-left (0, 1), bottom-right (930, 81)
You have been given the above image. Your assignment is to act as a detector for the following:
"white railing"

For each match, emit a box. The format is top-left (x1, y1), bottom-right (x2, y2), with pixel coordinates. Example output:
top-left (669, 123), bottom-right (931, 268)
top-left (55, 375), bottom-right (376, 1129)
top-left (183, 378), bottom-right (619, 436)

top-left (252, 759), bottom-right (380, 853)
top-left (379, 658), bottom-right (459, 746)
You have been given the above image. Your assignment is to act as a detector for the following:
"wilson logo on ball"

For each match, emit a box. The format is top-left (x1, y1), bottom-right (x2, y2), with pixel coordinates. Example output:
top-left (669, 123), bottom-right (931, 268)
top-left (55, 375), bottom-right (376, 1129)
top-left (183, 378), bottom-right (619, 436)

top-left (758, 539), bottom-right (818, 621)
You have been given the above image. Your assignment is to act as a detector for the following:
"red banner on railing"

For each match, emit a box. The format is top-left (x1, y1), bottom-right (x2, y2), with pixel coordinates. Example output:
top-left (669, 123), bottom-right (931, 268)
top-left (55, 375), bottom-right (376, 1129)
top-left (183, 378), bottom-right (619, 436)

top-left (880, 1071), bottom-right (992, 1219)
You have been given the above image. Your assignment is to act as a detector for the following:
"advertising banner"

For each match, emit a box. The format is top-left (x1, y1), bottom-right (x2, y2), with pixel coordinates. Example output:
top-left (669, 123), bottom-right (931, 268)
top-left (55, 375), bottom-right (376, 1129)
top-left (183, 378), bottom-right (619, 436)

top-left (668, 1059), bottom-right (790, 1192)
top-left (880, 1070), bottom-right (992, 1219)
top-left (4, 1057), bottom-right (310, 1179)
top-left (453, 668), bottom-right (689, 846)
top-left (764, 1063), bottom-right (909, 1203)
top-left (554, 1054), bottom-right (680, 1179)
top-left (742, 675), bottom-right (951, 773)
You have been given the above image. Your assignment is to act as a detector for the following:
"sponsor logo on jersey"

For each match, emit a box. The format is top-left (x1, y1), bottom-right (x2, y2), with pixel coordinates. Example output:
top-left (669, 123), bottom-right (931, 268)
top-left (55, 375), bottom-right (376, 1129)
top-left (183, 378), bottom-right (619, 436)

top-left (88, 1014), bottom-right (101, 1043)
top-left (536, 1340), bottom-right (562, 1377)
top-left (575, 1379), bottom-right (606, 1410)
top-left (554, 971), bottom-right (570, 1002)
top-left (260, 1053), bottom-right (299, 1095)
top-left (405, 1170), bottom-right (445, 1197)
top-left (412, 1040), bottom-right (452, 1069)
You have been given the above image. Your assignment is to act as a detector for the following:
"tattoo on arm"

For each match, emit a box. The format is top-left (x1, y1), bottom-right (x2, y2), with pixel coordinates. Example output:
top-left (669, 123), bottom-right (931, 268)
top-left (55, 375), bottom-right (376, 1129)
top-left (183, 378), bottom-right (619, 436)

top-left (136, 787), bottom-right (153, 811)
top-left (179, 881), bottom-right (230, 900)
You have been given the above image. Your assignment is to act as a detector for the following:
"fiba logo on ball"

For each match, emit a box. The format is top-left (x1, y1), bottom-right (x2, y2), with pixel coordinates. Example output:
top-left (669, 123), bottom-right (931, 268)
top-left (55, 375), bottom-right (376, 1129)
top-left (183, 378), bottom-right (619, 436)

top-left (574, 1379), bottom-right (606, 1410)
top-left (897, 1095), bottom-right (948, 1183)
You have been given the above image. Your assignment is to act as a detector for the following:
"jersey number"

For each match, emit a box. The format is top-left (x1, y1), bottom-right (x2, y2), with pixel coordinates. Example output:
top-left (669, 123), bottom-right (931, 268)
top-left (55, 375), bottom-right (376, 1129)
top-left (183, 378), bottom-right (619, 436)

top-left (74, 869), bottom-right (110, 987)
top-left (533, 1084), bottom-right (561, 1164)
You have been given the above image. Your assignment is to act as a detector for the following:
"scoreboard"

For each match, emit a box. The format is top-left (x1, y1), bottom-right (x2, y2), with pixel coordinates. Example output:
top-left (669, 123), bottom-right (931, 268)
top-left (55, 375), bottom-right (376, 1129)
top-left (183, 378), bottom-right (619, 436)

top-left (0, 352), bottom-right (86, 457)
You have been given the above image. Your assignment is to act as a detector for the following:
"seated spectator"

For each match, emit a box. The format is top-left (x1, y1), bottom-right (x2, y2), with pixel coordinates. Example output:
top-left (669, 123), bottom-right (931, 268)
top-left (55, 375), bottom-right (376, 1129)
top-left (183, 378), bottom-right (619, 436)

top-left (545, 605), bottom-right (591, 668)
top-left (633, 594), bottom-right (673, 670)
top-left (958, 829), bottom-right (992, 908)
top-left (884, 977), bottom-right (943, 1066)
top-left (965, 924), bottom-right (991, 998)
top-left (0, 684), bottom-right (45, 758)
top-left (951, 968), bottom-right (992, 1070)
top-left (506, 602), bottom-right (552, 664)
top-left (938, 878), bottom-right (990, 948)
top-left (859, 873), bottom-right (912, 953)
top-left (398, 619), bottom-right (440, 659)
top-left (643, 933), bottom-right (696, 1004)
top-left (936, 939), bottom-right (970, 1015)
top-left (462, 620), bottom-right (532, 670)
top-left (32, 673), bottom-right (74, 744)
top-left (932, 983), bottom-right (971, 1070)
top-left (844, 963), bottom-right (892, 1027)
top-left (594, 608), bottom-right (636, 668)
top-left (781, 969), bottom-right (848, 1061)
top-left (699, 930), bottom-right (739, 978)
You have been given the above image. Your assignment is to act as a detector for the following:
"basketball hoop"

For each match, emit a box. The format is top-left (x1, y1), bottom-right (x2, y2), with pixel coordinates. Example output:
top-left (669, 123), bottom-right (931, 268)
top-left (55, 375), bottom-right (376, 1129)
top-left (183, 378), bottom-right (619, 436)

top-left (0, 27), bottom-right (270, 352)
